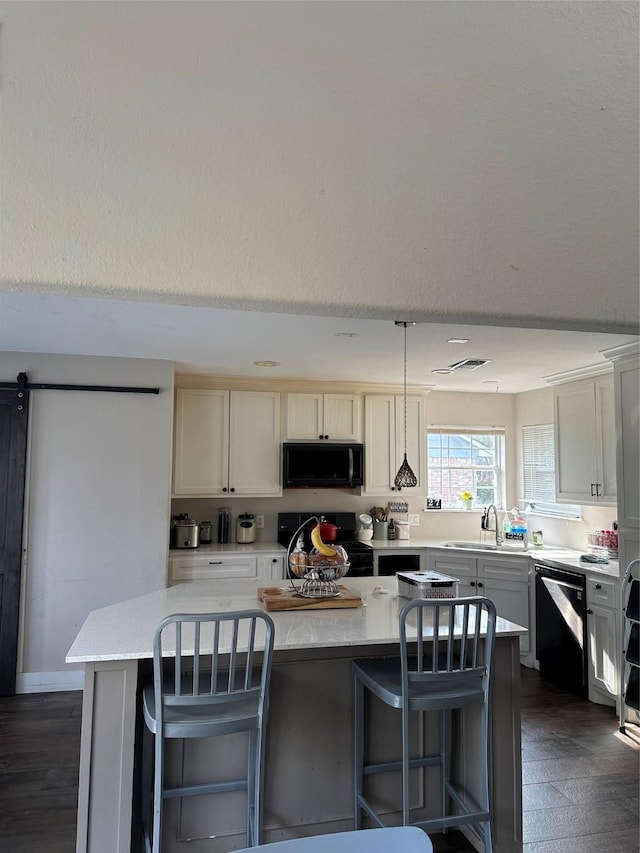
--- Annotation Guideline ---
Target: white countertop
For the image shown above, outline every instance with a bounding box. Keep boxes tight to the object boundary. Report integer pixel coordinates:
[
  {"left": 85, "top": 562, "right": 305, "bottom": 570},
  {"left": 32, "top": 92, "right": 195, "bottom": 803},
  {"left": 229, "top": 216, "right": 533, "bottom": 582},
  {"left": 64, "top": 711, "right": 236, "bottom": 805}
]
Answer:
[
  {"left": 169, "top": 541, "right": 285, "bottom": 557},
  {"left": 367, "top": 538, "right": 619, "bottom": 578},
  {"left": 66, "top": 576, "right": 526, "bottom": 664}
]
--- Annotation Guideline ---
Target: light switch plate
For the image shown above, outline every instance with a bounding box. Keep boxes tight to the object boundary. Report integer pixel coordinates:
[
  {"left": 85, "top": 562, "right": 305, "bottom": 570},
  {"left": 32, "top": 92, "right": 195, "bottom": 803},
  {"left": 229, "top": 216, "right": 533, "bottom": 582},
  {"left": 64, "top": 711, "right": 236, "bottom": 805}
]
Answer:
[
  {"left": 408, "top": 514, "right": 420, "bottom": 526},
  {"left": 256, "top": 515, "right": 264, "bottom": 529}
]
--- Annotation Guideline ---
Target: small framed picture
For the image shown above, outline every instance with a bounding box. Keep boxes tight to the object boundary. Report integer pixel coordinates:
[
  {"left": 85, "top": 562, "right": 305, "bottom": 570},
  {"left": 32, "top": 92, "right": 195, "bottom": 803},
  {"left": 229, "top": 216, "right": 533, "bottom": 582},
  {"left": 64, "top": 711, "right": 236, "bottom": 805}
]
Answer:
[{"left": 427, "top": 498, "right": 442, "bottom": 510}]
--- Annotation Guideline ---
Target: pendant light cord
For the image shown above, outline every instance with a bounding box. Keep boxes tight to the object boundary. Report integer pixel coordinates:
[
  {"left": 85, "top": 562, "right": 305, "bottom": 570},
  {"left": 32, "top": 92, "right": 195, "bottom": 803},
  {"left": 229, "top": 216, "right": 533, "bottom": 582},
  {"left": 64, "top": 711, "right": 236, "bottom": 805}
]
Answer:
[{"left": 402, "top": 321, "right": 408, "bottom": 458}]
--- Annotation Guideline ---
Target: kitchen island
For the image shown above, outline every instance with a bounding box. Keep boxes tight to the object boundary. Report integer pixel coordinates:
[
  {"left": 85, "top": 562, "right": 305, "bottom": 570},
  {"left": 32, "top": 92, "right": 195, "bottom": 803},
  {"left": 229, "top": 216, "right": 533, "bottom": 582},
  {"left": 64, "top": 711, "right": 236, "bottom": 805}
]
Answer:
[{"left": 67, "top": 576, "right": 526, "bottom": 853}]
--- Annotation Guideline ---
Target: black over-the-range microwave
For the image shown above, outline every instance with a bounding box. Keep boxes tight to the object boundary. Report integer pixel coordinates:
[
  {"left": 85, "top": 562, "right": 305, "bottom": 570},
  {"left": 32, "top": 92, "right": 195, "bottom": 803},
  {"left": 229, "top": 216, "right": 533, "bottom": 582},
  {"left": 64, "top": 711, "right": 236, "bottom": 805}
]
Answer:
[{"left": 282, "top": 442, "right": 365, "bottom": 488}]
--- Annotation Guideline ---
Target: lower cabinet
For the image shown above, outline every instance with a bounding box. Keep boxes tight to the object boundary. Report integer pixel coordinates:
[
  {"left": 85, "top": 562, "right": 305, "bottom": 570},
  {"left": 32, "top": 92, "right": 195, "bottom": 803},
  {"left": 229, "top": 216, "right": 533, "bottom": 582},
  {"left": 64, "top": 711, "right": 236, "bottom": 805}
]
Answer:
[
  {"left": 169, "top": 552, "right": 284, "bottom": 585},
  {"left": 426, "top": 550, "right": 532, "bottom": 663},
  {"left": 586, "top": 576, "right": 619, "bottom": 706}
]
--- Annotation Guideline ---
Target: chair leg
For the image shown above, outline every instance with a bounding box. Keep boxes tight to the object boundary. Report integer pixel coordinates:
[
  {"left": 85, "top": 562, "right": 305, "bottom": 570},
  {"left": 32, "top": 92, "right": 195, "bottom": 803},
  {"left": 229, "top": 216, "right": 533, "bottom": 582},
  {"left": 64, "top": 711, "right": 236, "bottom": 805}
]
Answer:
[
  {"left": 151, "top": 730, "right": 164, "bottom": 853},
  {"left": 353, "top": 673, "right": 364, "bottom": 829},
  {"left": 249, "top": 725, "right": 266, "bottom": 848},
  {"left": 401, "top": 705, "right": 410, "bottom": 826},
  {"left": 480, "top": 701, "right": 493, "bottom": 853},
  {"left": 442, "top": 709, "right": 452, "bottom": 830},
  {"left": 141, "top": 724, "right": 153, "bottom": 853}
]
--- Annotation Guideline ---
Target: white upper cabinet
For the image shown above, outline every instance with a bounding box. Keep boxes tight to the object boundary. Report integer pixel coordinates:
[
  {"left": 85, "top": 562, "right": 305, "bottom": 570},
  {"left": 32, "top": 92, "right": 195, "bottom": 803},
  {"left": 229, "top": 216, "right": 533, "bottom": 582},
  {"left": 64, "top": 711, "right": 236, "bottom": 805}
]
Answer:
[
  {"left": 554, "top": 375, "right": 616, "bottom": 505},
  {"left": 285, "top": 393, "right": 361, "bottom": 441},
  {"left": 363, "top": 394, "right": 425, "bottom": 494},
  {"left": 614, "top": 356, "right": 640, "bottom": 528},
  {"left": 173, "top": 389, "right": 281, "bottom": 497}
]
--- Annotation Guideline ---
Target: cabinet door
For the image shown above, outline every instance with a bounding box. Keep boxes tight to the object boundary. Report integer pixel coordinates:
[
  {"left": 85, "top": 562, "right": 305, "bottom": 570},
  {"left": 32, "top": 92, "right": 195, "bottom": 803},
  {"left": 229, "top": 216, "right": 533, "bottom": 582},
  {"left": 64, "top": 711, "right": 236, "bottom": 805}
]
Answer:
[
  {"left": 615, "top": 358, "right": 640, "bottom": 527},
  {"left": 555, "top": 376, "right": 616, "bottom": 505},
  {"left": 364, "top": 395, "right": 396, "bottom": 494},
  {"left": 323, "top": 394, "right": 361, "bottom": 440},
  {"left": 554, "top": 381, "right": 598, "bottom": 503},
  {"left": 595, "top": 376, "right": 616, "bottom": 503},
  {"left": 394, "top": 395, "right": 425, "bottom": 494},
  {"left": 481, "top": 579, "right": 530, "bottom": 654},
  {"left": 285, "top": 393, "right": 324, "bottom": 440},
  {"left": 258, "top": 554, "right": 285, "bottom": 581},
  {"left": 173, "top": 390, "right": 229, "bottom": 496},
  {"left": 229, "top": 391, "right": 281, "bottom": 496},
  {"left": 587, "top": 604, "right": 618, "bottom": 704},
  {"left": 364, "top": 394, "right": 425, "bottom": 494}
]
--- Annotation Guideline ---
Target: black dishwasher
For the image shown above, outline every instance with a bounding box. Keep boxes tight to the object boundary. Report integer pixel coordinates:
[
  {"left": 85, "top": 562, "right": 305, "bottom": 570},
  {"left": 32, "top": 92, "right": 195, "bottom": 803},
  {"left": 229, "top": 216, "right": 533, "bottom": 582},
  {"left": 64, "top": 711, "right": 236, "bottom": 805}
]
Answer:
[{"left": 535, "top": 564, "right": 588, "bottom": 698}]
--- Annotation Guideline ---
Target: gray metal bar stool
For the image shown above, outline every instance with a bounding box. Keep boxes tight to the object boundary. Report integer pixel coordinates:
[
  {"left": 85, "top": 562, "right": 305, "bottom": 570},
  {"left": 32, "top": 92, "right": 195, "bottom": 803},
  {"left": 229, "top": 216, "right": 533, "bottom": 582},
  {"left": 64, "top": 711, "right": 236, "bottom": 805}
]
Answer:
[
  {"left": 352, "top": 596, "right": 496, "bottom": 852},
  {"left": 142, "top": 610, "right": 275, "bottom": 853}
]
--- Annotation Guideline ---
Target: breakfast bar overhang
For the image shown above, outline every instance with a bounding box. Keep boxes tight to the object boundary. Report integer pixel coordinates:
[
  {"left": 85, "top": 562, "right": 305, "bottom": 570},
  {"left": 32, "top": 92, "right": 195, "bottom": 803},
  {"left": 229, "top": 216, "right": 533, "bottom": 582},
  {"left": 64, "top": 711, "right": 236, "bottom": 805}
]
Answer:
[{"left": 66, "top": 577, "right": 525, "bottom": 853}]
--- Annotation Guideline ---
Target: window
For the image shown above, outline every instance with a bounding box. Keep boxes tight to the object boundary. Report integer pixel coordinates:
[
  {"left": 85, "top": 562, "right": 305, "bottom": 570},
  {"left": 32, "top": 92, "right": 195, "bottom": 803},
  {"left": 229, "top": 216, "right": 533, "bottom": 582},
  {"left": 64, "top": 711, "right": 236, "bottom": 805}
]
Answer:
[
  {"left": 521, "top": 424, "right": 580, "bottom": 518},
  {"left": 427, "top": 428, "right": 505, "bottom": 509}
]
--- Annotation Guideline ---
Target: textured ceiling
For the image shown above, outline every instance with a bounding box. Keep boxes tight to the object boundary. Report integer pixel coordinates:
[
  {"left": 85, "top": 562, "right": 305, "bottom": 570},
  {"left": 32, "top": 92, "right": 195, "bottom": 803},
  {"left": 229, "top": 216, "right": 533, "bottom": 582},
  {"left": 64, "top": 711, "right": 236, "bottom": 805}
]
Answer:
[{"left": 1, "top": 1, "right": 638, "bottom": 337}]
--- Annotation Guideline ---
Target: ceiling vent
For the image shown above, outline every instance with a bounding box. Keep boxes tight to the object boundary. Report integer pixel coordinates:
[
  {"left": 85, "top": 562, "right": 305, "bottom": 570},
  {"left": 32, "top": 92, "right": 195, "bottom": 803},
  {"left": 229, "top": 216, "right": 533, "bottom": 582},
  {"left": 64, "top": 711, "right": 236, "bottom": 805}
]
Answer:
[{"left": 447, "top": 358, "right": 492, "bottom": 372}]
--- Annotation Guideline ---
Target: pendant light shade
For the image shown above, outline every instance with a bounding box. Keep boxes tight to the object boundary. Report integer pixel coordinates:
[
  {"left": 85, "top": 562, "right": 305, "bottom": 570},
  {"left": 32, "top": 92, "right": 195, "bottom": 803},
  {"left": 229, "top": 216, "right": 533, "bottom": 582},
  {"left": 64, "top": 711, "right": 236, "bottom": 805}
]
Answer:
[{"left": 394, "top": 321, "right": 417, "bottom": 490}]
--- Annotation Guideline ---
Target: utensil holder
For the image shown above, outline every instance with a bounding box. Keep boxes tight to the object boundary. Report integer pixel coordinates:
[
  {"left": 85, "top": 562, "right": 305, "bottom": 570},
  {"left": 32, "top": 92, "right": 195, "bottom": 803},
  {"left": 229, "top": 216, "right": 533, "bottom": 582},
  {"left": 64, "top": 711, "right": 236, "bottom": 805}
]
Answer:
[{"left": 373, "top": 521, "right": 388, "bottom": 540}]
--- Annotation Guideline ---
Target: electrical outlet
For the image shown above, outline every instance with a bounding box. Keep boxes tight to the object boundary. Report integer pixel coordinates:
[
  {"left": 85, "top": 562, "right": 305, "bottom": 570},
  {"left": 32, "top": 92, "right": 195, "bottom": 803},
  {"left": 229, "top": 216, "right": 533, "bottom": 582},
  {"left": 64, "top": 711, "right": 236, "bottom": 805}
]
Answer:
[
  {"left": 256, "top": 515, "right": 264, "bottom": 529},
  {"left": 408, "top": 514, "right": 420, "bottom": 526}
]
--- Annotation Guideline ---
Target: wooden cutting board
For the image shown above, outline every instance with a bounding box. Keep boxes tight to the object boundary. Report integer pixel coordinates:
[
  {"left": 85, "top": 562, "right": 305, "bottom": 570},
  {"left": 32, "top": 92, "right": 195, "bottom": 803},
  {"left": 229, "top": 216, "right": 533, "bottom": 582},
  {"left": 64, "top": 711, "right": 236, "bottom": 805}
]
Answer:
[{"left": 258, "top": 585, "right": 363, "bottom": 611}]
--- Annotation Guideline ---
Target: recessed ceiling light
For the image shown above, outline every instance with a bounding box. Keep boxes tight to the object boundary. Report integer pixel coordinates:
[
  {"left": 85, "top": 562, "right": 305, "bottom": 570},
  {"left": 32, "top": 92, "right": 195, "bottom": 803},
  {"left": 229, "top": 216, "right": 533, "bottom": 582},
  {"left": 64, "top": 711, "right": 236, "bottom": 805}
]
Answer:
[
  {"left": 334, "top": 332, "right": 358, "bottom": 338},
  {"left": 432, "top": 368, "right": 454, "bottom": 375},
  {"left": 482, "top": 380, "right": 499, "bottom": 385},
  {"left": 447, "top": 338, "right": 470, "bottom": 344},
  {"left": 253, "top": 360, "right": 280, "bottom": 368}
]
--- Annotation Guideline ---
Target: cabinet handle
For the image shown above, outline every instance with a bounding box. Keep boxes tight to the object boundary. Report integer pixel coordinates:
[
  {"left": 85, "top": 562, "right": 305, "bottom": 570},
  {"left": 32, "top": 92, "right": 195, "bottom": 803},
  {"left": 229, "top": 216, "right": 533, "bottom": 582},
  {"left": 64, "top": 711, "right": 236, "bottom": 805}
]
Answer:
[
  {"left": 318, "top": 435, "right": 323, "bottom": 439},
  {"left": 223, "top": 487, "right": 228, "bottom": 493},
  {"left": 470, "top": 581, "right": 476, "bottom": 587},
  {"left": 587, "top": 608, "right": 593, "bottom": 615},
  {"left": 324, "top": 434, "right": 329, "bottom": 439},
  {"left": 272, "top": 558, "right": 277, "bottom": 563},
  {"left": 477, "top": 581, "right": 483, "bottom": 588},
  {"left": 230, "top": 487, "right": 235, "bottom": 493},
  {"left": 596, "top": 483, "right": 601, "bottom": 497},
  {"left": 590, "top": 483, "right": 596, "bottom": 496},
  {"left": 595, "top": 583, "right": 602, "bottom": 590},
  {"left": 209, "top": 561, "right": 223, "bottom": 565}
]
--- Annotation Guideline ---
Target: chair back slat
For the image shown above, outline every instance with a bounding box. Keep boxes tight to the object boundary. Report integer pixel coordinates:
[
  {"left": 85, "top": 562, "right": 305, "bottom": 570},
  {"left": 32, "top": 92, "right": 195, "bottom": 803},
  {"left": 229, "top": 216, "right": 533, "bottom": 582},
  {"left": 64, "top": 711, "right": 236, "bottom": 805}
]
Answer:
[
  {"left": 152, "top": 610, "right": 275, "bottom": 724},
  {"left": 399, "top": 597, "right": 496, "bottom": 697}
]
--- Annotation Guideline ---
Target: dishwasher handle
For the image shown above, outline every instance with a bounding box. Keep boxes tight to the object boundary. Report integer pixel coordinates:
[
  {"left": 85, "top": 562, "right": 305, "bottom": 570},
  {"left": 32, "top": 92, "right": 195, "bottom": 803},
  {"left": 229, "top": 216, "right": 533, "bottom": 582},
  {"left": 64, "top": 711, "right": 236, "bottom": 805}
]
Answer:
[{"left": 538, "top": 575, "right": 584, "bottom": 594}]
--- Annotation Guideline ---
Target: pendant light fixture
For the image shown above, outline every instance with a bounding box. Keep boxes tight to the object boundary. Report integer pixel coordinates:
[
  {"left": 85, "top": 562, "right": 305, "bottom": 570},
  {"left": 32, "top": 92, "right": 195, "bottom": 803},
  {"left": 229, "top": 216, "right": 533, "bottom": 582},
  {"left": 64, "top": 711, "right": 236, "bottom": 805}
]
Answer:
[{"left": 394, "top": 321, "right": 417, "bottom": 490}]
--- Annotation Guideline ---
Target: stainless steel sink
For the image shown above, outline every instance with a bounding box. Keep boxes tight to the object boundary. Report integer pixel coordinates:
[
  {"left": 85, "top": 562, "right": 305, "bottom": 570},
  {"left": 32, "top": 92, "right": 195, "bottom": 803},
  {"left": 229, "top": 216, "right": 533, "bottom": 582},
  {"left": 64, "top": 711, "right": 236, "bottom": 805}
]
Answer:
[{"left": 442, "top": 540, "right": 528, "bottom": 552}]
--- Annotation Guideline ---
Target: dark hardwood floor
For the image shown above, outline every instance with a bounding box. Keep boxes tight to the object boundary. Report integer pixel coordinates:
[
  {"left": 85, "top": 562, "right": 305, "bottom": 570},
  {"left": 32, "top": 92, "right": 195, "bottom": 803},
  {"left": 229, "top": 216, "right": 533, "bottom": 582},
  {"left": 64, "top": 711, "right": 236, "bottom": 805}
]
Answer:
[{"left": 0, "top": 667, "right": 637, "bottom": 852}]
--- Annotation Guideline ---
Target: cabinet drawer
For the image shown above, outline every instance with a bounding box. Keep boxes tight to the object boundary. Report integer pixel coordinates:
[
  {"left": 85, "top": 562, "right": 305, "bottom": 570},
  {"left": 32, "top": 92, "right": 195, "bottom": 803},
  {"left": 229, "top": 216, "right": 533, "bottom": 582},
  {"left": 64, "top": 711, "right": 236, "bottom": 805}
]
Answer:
[
  {"left": 426, "top": 552, "right": 476, "bottom": 579},
  {"left": 477, "top": 556, "right": 530, "bottom": 583},
  {"left": 170, "top": 555, "right": 258, "bottom": 582},
  {"left": 587, "top": 577, "right": 617, "bottom": 609}
]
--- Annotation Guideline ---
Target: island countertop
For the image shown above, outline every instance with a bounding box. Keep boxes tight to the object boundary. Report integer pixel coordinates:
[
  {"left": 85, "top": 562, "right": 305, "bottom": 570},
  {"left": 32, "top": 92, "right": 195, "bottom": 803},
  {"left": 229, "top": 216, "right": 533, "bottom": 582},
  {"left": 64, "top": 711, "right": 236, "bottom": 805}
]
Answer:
[{"left": 66, "top": 575, "right": 526, "bottom": 664}]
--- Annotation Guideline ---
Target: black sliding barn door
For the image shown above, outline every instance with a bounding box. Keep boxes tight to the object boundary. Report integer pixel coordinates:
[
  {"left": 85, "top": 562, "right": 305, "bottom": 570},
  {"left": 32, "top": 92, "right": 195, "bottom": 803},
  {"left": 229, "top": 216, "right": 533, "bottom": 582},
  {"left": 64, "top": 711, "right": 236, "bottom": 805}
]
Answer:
[{"left": 0, "top": 388, "right": 29, "bottom": 696}]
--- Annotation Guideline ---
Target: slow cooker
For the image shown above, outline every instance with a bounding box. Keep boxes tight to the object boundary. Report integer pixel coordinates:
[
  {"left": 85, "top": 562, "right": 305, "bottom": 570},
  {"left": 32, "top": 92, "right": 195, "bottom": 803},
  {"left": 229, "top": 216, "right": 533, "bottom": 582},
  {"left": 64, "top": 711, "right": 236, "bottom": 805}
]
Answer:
[{"left": 171, "top": 515, "right": 200, "bottom": 549}]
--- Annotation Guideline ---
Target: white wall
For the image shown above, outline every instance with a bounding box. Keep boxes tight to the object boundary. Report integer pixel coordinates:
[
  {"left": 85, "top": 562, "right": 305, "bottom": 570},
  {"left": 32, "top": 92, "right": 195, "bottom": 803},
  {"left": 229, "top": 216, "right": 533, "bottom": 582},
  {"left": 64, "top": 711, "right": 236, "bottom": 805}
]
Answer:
[{"left": 0, "top": 353, "right": 174, "bottom": 692}]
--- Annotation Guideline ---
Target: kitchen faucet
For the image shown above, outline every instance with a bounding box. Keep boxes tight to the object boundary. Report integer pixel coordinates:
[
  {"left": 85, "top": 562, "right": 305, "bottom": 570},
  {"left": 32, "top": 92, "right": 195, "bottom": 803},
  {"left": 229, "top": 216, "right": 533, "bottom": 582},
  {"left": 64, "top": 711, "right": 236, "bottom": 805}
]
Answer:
[{"left": 482, "top": 504, "right": 502, "bottom": 546}]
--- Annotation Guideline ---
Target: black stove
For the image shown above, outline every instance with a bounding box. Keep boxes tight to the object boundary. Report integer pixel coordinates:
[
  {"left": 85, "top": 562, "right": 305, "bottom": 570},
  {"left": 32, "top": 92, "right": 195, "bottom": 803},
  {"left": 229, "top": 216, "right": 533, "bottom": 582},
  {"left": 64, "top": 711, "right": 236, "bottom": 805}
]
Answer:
[{"left": 277, "top": 512, "right": 374, "bottom": 576}]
